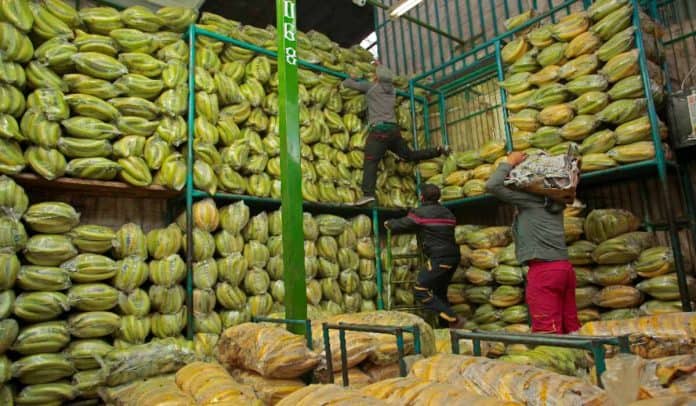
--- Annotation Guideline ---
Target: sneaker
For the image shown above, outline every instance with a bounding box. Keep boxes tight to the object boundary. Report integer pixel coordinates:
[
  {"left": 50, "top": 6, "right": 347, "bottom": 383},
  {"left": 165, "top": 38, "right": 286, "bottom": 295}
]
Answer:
[
  {"left": 439, "top": 145, "right": 452, "bottom": 156},
  {"left": 353, "top": 196, "right": 376, "bottom": 206}
]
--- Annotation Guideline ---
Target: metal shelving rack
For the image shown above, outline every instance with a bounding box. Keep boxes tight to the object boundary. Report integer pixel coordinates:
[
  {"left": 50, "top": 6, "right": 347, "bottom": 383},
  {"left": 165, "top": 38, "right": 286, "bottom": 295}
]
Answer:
[
  {"left": 181, "top": 5, "right": 435, "bottom": 337},
  {"left": 406, "top": 0, "right": 694, "bottom": 311}
]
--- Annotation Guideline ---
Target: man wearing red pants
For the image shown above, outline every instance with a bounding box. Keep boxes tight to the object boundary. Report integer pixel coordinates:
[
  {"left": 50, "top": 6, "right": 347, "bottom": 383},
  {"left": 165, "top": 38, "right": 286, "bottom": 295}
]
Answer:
[{"left": 486, "top": 152, "right": 580, "bottom": 334}]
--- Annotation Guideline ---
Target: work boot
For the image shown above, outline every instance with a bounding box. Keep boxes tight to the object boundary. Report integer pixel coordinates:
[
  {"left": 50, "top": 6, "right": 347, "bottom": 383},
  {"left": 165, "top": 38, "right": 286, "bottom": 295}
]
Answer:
[
  {"left": 438, "top": 145, "right": 452, "bottom": 156},
  {"left": 353, "top": 195, "right": 376, "bottom": 206}
]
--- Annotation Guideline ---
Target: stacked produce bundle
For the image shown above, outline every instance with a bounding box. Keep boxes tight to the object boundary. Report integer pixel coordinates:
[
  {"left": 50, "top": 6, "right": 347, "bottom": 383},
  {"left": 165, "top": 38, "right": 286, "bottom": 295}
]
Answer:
[
  {"left": 0, "top": 1, "right": 197, "bottom": 189},
  {"left": 567, "top": 207, "right": 694, "bottom": 323},
  {"left": 190, "top": 11, "right": 421, "bottom": 207},
  {"left": 500, "top": 3, "right": 669, "bottom": 173},
  {"left": 181, "top": 199, "right": 379, "bottom": 337},
  {"left": 416, "top": 140, "right": 507, "bottom": 201},
  {"left": 411, "top": 353, "right": 610, "bottom": 405}
]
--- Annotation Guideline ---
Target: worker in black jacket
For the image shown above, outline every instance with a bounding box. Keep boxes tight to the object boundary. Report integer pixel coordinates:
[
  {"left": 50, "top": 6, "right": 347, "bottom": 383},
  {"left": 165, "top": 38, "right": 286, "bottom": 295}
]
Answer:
[{"left": 385, "top": 184, "right": 463, "bottom": 327}]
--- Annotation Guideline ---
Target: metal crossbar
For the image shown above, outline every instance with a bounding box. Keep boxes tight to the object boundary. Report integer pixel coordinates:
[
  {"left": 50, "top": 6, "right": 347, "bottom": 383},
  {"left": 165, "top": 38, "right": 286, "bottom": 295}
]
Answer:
[
  {"left": 449, "top": 330, "right": 631, "bottom": 387},
  {"left": 251, "top": 316, "right": 313, "bottom": 350},
  {"left": 322, "top": 322, "right": 422, "bottom": 386}
]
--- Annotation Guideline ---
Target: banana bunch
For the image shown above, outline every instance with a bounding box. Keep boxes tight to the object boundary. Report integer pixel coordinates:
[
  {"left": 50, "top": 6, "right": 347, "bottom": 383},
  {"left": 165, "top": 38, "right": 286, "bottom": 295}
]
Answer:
[
  {"left": 0, "top": 175, "right": 28, "bottom": 219},
  {"left": 150, "top": 306, "right": 187, "bottom": 338},
  {"left": 117, "top": 314, "right": 151, "bottom": 344},
  {"left": 11, "top": 353, "right": 75, "bottom": 384},
  {"left": 110, "top": 27, "right": 156, "bottom": 54},
  {"left": 65, "top": 339, "right": 113, "bottom": 370},
  {"left": 24, "top": 234, "right": 77, "bottom": 266},
  {"left": 61, "top": 253, "right": 117, "bottom": 283},
  {"left": 68, "top": 311, "right": 120, "bottom": 338},
  {"left": 66, "top": 157, "right": 120, "bottom": 180},
  {"left": 113, "top": 222, "right": 147, "bottom": 259},
  {"left": 113, "top": 256, "right": 149, "bottom": 292},
  {"left": 21, "top": 110, "right": 60, "bottom": 148},
  {"left": 79, "top": 6, "right": 124, "bottom": 35},
  {"left": 23, "top": 201, "right": 79, "bottom": 233},
  {"left": 24, "top": 146, "right": 66, "bottom": 180},
  {"left": 144, "top": 136, "right": 172, "bottom": 170},
  {"left": 16, "top": 266, "right": 71, "bottom": 291},
  {"left": 68, "top": 283, "right": 120, "bottom": 311},
  {"left": 74, "top": 28, "right": 117, "bottom": 56},
  {"left": 67, "top": 224, "right": 115, "bottom": 254},
  {"left": 11, "top": 321, "right": 71, "bottom": 355},
  {"left": 13, "top": 291, "right": 69, "bottom": 322},
  {"left": 63, "top": 73, "right": 122, "bottom": 99},
  {"left": 43, "top": 0, "right": 80, "bottom": 28},
  {"left": 0, "top": 318, "right": 18, "bottom": 354},
  {"left": 72, "top": 370, "right": 105, "bottom": 398},
  {"left": 62, "top": 116, "right": 121, "bottom": 140},
  {"left": 193, "top": 289, "right": 216, "bottom": 313},
  {"left": 27, "top": 88, "right": 69, "bottom": 122},
  {"left": 0, "top": 0, "right": 33, "bottom": 32},
  {"left": 0, "top": 60, "right": 26, "bottom": 88},
  {"left": 193, "top": 311, "right": 222, "bottom": 334},
  {"left": 29, "top": 2, "right": 74, "bottom": 40},
  {"left": 157, "top": 6, "right": 198, "bottom": 33},
  {"left": 156, "top": 115, "right": 187, "bottom": 147},
  {"left": 0, "top": 84, "right": 26, "bottom": 118},
  {"left": 0, "top": 138, "right": 25, "bottom": 174},
  {"left": 110, "top": 96, "right": 160, "bottom": 120},
  {"left": 119, "top": 52, "right": 166, "bottom": 77},
  {"left": 113, "top": 135, "right": 146, "bottom": 158},
  {"left": 149, "top": 254, "right": 186, "bottom": 287},
  {"left": 215, "top": 282, "right": 246, "bottom": 310},
  {"left": 65, "top": 93, "right": 120, "bottom": 121},
  {"left": 0, "top": 22, "right": 33, "bottom": 63},
  {"left": 59, "top": 137, "right": 113, "bottom": 159},
  {"left": 116, "top": 116, "right": 159, "bottom": 138},
  {"left": 121, "top": 5, "right": 164, "bottom": 33},
  {"left": 156, "top": 85, "right": 187, "bottom": 115},
  {"left": 149, "top": 284, "right": 185, "bottom": 313},
  {"left": 115, "top": 74, "right": 164, "bottom": 100},
  {"left": 73, "top": 52, "right": 128, "bottom": 81},
  {"left": 162, "top": 60, "right": 188, "bottom": 89},
  {"left": 0, "top": 290, "right": 14, "bottom": 319},
  {"left": 146, "top": 224, "right": 182, "bottom": 259},
  {"left": 118, "top": 156, "right": 153, "bottom": 186},
  {"left": 118, "top": 289, "right": 151, "bottom": 317},
  {"left": 155, "top": 152, "right": 186, "bottom": 190}
]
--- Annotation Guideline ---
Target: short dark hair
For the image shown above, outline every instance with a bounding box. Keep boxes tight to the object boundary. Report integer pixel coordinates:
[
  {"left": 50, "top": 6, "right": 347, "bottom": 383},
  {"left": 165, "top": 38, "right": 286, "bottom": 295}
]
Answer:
[{"left": 420, "top": 183, "right": 441, "bottom": 202}]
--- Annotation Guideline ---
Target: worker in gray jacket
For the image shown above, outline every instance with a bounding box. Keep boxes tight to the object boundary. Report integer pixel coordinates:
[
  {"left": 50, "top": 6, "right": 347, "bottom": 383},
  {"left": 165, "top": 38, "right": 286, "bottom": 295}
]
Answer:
[
  {"left": 342, "top": 63, "right": 449, "bottom": 206},
  {"left": 486, "top": 152, "right": 580, "bottom": 334}
]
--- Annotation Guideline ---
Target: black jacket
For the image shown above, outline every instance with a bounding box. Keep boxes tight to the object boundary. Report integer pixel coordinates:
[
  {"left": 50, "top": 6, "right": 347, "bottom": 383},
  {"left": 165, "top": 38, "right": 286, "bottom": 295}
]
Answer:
[{"left": 387, "top": 202, "right": 460, "bottom": 260}]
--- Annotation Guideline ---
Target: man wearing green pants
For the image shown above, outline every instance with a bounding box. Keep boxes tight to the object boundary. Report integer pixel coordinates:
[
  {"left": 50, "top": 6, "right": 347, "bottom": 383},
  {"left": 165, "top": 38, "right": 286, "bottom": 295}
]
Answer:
[{"left": 342, "top": 64, "right": 448, "bottom": 206}]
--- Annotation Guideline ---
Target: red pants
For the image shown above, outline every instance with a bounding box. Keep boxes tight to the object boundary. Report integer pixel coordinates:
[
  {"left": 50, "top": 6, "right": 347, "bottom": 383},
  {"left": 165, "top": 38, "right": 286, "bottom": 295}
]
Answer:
[{"left": 526, "top": 260, "right": 581, "bottom": 334}]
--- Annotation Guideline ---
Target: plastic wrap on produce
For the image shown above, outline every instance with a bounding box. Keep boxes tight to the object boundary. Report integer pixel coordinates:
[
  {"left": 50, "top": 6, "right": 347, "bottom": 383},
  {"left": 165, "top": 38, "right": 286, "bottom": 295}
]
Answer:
[
  {"left": 503, "top": 146, "right": 580, "bottom": 202},
  {"left": 230, "top": 368, "right": 306, "bottom": 405},
  {"left": 362, "top": 376, "right": 521, "bottom": 406},
  {"left": 99, "top": 374, "right": 194, "bottom": 405},
  {"left": 175, "top": 361, "right": 261, "bottom": 404},
  {"left": 579, "top": 313, "right": 696, "bottom": 359},
  {"left": 97, "top": 337, "right": 196, "bottom": 387},
  {"left": 216, "top": 322, "right": 320, "bottom": 379},
  {"left": 409, "top": 354, "right": 610, "bottom": 405},
  {"left": 276, "top": 384, "right": 383, "bottom": 406}
]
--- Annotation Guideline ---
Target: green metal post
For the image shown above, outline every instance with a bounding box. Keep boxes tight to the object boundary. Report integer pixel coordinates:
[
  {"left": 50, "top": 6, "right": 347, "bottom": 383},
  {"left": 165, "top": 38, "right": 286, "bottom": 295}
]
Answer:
[
  {"left": 185, "top": 24, "right": 196, "bottom": 340},
  {"left": 277, "top": 0, "right": 307, "bottom": 332},
  {"left": 396, "top": 328, "right": 407, "bottom": 376},
  {"left": 438, "top": 92, "right": 449, "bottom": 146},
  {"left": 373, "top": 208, "right": 385, "bottom": 310},
  {"left": 495, "top": 39, "right": 513, "bottom": 152},
  {"left": 632, "top": 0, "right": 691, "bottom": 311}
]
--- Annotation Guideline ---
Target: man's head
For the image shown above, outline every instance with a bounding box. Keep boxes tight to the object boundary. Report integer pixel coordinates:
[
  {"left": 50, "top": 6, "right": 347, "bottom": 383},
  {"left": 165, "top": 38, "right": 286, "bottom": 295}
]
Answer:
[
  {"left": 420, "top": 183, "right": 441, "bottom": 203},
  {"left": 376, "top": 65, "right": 394, "bottom": 83}
]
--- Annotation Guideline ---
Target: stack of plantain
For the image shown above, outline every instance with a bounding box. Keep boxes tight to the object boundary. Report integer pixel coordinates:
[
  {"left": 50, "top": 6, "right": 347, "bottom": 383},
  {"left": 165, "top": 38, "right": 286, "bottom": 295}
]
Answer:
[
  {"left": 178, "top": 199, "right": 378, "bottom": 334},
  {"left": 189, "top": 11, "right": 422, "bottom": 207},
  {"left": 0, "top": 0, "right": 198, "bottom": 191},
  {"left": 500, "top": 4, "right": 668, "bottom": 173},
  {"left": 413, "top": 139, "right": 507, "bottom": 201}
]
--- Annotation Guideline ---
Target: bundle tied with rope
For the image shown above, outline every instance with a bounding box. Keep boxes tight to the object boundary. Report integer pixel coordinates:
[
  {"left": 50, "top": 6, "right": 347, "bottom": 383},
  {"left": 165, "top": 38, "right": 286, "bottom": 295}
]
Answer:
[{"left": 504, "top": 144, "right": 581, "bottom": 204}]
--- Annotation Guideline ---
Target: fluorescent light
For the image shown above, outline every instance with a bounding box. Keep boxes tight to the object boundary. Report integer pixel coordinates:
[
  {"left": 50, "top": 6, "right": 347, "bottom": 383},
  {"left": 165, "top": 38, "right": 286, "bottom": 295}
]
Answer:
[{"left": 389, "top": 0, "right": 425, "bottom": 18}]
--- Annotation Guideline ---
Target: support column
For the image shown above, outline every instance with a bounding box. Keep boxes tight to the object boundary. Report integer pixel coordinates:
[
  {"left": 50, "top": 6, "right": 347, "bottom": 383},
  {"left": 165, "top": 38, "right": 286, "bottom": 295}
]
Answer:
[{"left": 277, "top": 0, "right": 307, "bottom": 332}]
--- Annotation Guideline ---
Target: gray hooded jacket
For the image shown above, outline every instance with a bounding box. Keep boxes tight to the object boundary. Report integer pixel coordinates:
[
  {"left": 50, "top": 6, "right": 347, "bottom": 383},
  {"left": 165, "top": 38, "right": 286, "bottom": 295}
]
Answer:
[{"left": 342, "top": 66, "right": 396, "bottom": 126}]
